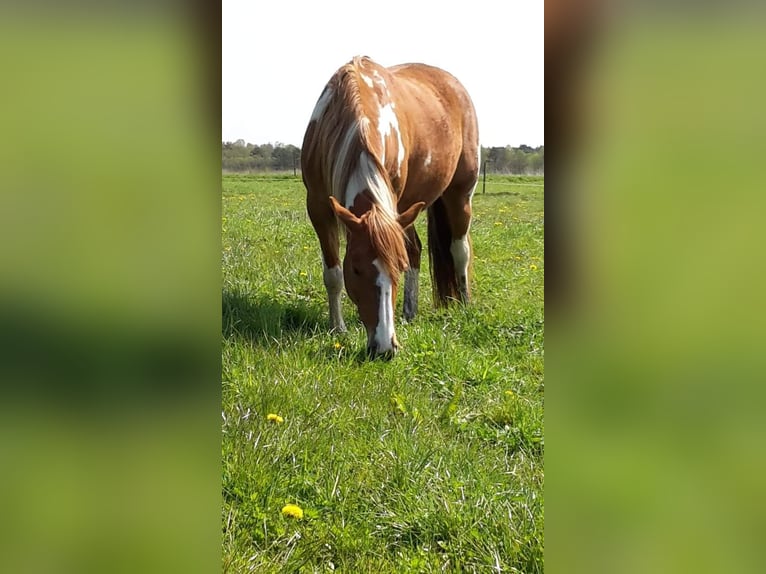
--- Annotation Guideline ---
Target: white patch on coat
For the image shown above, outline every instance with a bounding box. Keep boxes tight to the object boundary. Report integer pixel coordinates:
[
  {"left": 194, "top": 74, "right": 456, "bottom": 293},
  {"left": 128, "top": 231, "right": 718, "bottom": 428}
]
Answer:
[
  {"left": 361, "top": 74, "right": 374, "bottom": 88},
  {"left": 372, "top": 69, "right": 385, "bottom": 87},
  {"left": 377, "top": 102, "right": 405, "bottom": 176},
  {"left": 424, "top": 151, "right": 432, "bottom": 167},
  {"left": 470, "top": 144, "right": 481, "bottom": 198},
  {"left": 372, "top": 258, "right": 395, "bottom": 352}
]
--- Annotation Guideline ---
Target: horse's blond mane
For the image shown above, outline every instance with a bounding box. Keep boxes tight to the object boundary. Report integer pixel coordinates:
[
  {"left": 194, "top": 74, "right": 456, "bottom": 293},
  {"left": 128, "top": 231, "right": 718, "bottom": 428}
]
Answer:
[
  {"left": 366, "top": 202, "right": 409, "bottom": 286},
  {"left": 305, "top": 56, "right": 407, "bottom": 283},
  {"left": 305, "top": 56, "right": 392, "bottom": 205}
]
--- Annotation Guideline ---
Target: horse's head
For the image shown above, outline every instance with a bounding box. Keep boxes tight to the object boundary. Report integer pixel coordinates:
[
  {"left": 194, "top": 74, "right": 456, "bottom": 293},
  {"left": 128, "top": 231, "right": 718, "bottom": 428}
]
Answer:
[{"left": 329, "top": 196, "right": 425, "bottom": 359}]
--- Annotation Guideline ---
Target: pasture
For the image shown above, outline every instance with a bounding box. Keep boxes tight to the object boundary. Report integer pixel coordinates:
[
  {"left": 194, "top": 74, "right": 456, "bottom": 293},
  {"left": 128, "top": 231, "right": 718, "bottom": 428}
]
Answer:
[{"left": 222, "top": 174, "right": 544, "bottom": 572}]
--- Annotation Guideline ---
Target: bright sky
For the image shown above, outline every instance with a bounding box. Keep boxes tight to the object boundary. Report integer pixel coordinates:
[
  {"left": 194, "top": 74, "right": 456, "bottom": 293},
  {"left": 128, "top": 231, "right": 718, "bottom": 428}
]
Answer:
[{"left": 222, "top": 0, "right": 543, "bottom": 148}]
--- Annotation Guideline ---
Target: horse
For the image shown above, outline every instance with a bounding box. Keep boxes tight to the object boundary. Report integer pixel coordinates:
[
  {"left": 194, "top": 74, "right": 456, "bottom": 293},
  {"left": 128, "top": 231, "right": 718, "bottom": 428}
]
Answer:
[{"left": 301, "top": 56, "right": 479, "bottom": 358}]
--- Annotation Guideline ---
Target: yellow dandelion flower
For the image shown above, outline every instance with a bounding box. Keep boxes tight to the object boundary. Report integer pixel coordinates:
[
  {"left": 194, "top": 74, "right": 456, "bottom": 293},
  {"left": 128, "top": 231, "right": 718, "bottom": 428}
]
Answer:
[
  {"left": 300, "top": 271, "right": 308, "bottom": 277},
  {"left": 266, "top": 413, "right": 284, "bottom": 424},
  {"left": 494, "top": 221, "right": 503, "bottom": 226},
  {"left": 281, "top": 504, "right": 304, "bottom": 519},
  {"left": 530, "top": 264, "right": 538, "bottom": 271},
  {"left": 505, "top": 390, "right": 515, "bottom": 397},
  {"left": 334, "top": 342, "right": 342, "bottom": 350}
]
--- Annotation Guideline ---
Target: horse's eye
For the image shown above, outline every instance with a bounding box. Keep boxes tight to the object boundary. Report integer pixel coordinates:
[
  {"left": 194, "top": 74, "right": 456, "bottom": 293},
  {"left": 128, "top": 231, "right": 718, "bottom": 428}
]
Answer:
[{"left": 352, "top": 266, "right": 360, "bottom": 276}]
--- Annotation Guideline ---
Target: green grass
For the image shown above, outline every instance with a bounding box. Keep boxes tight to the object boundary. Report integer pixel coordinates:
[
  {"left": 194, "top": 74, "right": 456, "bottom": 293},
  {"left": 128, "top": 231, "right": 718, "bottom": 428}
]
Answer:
[{"left": 222, "top": 174, "right": 544, "bottom": 572}]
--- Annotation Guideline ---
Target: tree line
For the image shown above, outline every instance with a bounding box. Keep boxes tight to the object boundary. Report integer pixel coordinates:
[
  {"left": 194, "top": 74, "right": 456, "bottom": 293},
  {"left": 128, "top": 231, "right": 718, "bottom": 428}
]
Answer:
[{"left": 222, "top": 140, "right": 543, "bottom": 175}]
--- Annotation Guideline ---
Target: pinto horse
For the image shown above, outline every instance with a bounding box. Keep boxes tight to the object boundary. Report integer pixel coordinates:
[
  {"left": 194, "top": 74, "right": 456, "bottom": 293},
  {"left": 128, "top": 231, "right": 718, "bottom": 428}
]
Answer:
[{"left": 302, "top": 56, "right": 479, "bottom": 358}]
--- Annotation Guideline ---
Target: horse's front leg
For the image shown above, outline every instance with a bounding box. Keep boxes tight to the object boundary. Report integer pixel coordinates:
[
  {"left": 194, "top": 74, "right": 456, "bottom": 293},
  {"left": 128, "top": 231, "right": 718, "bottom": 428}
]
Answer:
[
  {"left": 403, "top": 226, "right": 422, "bottom": 321},
  {"left": 308, "top": 197, "right": 347, "bottom": 332}
]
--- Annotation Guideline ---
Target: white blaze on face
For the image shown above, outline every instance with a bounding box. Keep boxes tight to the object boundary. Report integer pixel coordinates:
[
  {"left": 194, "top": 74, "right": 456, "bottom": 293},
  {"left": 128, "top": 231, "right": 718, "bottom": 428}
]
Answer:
[
  {"left": 310, "top": 86, "right": 333, "bottom": 122},
  {"left": 372, "top": 258, "right": 395, "bottom": 352},
  {"left": 424, "top": 150, "right": 432, "bottom": 167}
]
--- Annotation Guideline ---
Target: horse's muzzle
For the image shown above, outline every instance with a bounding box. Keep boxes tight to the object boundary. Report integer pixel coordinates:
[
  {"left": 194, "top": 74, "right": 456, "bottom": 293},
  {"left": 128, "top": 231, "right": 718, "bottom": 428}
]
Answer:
[
  {"left": 366, "top": 337, "right": 398, "bottom": 360},
  {"left": 367, "top": 345, "right": 396, "bottom": 361}
]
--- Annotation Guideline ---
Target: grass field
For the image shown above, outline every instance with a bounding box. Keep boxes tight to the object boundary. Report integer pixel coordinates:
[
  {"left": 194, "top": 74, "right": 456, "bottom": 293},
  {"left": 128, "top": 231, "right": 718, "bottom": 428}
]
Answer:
[{"left": 222, "top": 174, "right": 544, "bottom": 572}]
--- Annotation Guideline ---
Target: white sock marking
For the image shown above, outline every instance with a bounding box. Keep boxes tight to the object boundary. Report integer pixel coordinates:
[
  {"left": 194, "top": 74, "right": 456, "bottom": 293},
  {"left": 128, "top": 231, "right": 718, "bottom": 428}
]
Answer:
[
  {"left": 403, "top": 268, "right": 419, "bottom": 319},
  {"left": 323, "top": 264, "right": 345, "bottom": 330},
  {"left": 450, "top": 235, "right": 470, "bottom": 290}
]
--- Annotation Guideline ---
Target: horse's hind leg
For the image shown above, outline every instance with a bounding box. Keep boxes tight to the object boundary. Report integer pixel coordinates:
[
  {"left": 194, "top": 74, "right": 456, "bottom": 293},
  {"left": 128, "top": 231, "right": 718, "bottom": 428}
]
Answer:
[
  {"left": 403, "top": 226, "right": 422, "bottom": 321},
  {"left": 307, "top": 195, "right": 346, "bottom": 332},
  {"left": 441, "top": 185, "right": 475, "bottom": 303}
]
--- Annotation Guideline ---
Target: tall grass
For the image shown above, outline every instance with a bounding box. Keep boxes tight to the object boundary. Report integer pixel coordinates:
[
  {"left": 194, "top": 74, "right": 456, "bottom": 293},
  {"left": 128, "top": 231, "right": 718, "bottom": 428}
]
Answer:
[{"left": 222, "top": 174, "right": 543, "bottom": 572}]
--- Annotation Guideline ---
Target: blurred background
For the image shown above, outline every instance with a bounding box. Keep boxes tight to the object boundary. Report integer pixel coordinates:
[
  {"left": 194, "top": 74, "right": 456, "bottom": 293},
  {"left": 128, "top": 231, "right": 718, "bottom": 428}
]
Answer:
[
  {"left": 547, "top": 1, "right": 766, "bottom": 572},
  {"left": 0, "top": 2, "right": 220, "bottom": 572}
]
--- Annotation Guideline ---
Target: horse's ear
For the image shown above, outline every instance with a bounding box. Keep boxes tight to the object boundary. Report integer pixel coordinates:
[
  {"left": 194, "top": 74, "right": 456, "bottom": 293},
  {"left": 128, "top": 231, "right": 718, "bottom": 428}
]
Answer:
[
  {"left": 329, "top": 196, "right": 363, "bottom": 232},
  {"left": 397, "top": 202, "right": 426, "bottom": 230}
]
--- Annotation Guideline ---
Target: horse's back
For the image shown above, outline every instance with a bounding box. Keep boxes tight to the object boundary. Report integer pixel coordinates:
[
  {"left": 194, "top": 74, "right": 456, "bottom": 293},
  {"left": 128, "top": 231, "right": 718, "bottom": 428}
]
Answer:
[
  {"left": 389, "top": 63, "right": 477, "bottom": 140},
  {"left": 302, "top": 57, "right": 479, "bottom": 210},
  {"left": 388, "top": 63, "right": 480, "bottom": 203}
]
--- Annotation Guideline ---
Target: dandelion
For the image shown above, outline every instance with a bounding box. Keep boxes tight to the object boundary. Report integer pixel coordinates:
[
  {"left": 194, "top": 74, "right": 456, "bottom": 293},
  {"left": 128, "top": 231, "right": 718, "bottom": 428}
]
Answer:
[
  {"left": 266, "top": 413, "right": 284, "bottom": 424},
  {"left": 530, "top": 264, "right": 538, "bottom": 271},
  {"left": 281, "top": 504, "right": 304, "bottom": 519},
  {"left": 494, "top": 222, "right": 503, "bottom": 226},
  {"left": 333, "top": 342, "right": 342, "bottom": 350},
  {"left": 300, "top": 271, "right": 308, "bottom": 277},
  {"left": 505, "top": 390, "right": 515, "bottom": 397}
]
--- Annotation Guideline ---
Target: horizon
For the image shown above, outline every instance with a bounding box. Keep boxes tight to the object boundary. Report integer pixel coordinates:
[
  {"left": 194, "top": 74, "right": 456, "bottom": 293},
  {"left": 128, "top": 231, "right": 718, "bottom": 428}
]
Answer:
[
  {"left": 222, "top": 140, "right": 544, "bottom": 149},
  {"left": 223, "top": 0, "right": 543, "bottom": 148}
]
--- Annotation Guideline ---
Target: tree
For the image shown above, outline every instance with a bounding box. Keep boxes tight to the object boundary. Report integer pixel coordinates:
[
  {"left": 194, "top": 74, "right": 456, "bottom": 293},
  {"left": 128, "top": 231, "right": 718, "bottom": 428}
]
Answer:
[{"left": 508, "top": 148, "right": 528, "bottom": 174}]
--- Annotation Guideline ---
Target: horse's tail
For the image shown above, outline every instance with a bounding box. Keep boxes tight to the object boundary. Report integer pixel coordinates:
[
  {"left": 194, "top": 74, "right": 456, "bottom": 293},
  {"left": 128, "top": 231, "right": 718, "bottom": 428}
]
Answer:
[{"left": 427, "top": 197, "right": 460, "bottom": 306}]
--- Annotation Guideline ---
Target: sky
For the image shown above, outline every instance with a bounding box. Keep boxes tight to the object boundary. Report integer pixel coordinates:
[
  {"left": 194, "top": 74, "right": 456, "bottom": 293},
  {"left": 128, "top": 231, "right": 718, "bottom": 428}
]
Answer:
[{"left": 222, "top": 0, "right": 543, "bottom": 148}]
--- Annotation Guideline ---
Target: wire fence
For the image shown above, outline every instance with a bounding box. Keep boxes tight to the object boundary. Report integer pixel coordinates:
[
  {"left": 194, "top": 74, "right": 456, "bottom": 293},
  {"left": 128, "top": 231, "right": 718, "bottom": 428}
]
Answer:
[{"left": 221, "top": 170, "right": 544, "bottom": 195}]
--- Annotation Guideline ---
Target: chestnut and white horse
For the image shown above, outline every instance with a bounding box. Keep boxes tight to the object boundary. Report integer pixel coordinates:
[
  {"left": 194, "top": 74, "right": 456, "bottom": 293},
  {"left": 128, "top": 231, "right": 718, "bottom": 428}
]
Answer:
[{"left": 302, "top": 56, "right": 479, "bottom": 358}]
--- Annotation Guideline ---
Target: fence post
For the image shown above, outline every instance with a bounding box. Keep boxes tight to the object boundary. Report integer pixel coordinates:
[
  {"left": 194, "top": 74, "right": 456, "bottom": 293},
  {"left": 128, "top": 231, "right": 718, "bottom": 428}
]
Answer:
[{"left": 482, "top": 159, "right": 488, "bottom": 194}]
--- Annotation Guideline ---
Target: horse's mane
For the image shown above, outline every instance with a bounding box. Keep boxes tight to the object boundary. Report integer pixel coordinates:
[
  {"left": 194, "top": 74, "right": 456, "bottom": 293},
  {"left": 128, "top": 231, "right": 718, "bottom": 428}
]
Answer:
[
  {"left": 305, "top": 57, "right": 392, "bottom": 205},
  {"left": 366, "top": 202, "right": 409, "bottom": 285},
  {"left": 307, "top": 56, "right": 408, "bottom": 284}
]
